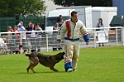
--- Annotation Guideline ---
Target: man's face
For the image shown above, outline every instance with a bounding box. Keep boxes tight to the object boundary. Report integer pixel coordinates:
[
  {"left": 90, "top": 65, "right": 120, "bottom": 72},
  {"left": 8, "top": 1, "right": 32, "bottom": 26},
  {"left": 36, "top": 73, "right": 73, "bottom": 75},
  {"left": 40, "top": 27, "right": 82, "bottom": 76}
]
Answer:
[{"left": 72, "top": 14, "right": 78, "bottom": 22}]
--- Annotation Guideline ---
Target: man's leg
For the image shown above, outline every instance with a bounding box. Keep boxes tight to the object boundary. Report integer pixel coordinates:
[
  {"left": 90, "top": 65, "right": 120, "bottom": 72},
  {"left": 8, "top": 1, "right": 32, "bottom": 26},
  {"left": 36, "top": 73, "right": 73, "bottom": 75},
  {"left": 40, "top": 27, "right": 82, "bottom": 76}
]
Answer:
[
  {"left": 72, "top": 42, "right": 80, "bottom": 70},
  {"left": 64, "top": 41, "right": 73, "bottom": 72}
]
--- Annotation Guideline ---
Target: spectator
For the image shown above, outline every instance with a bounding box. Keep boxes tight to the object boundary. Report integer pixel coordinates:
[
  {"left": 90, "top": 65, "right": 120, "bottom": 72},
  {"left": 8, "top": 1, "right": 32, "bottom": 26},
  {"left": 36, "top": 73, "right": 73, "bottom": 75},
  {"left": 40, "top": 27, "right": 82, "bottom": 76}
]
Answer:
[
  {"left": 30, "top": 23, "right": 36, "bottom": 37},
  {"left": 96, "top": 18, "right": 104, "bottom": 31},
  {"left": 35, "top": 23, "right": 42, "bottom": 31},
  {"left": 0, "top": 37, "right": 8, "bottom": 54},
  {"left": 17, "top": 23, "right": 26, "bottom": 39},
  {"left": 17, "top": 23, "right": 27, "bottom": 52},
  {"left": 26, "top": 22, "right": 32, "bottom": 38},
  {"left": 35, "top": 23, "right": 43, "bottom": 52},
  {"left": 26, "top": 21, "right": 32, "bottom": 31},
  {"left": 13, "top": 25, "right": 20, "bottom": 42},
  {"left": 19, "top": 21, "right": 25, "bottom": 28},
  {"left": 96, "top": 18, "right": 104, "bottom": 47},
  {"left": 54, "top": 15, "right": 64, "bottom": 30},
  {"left": 7, "top": 26, "right": 13, "bottom": 42},
  {"left": 56, "top": 15, "right": 64, "bottom": 27},
  {"left": 29, "top": 23, "right": 37, "bottom": 51}
]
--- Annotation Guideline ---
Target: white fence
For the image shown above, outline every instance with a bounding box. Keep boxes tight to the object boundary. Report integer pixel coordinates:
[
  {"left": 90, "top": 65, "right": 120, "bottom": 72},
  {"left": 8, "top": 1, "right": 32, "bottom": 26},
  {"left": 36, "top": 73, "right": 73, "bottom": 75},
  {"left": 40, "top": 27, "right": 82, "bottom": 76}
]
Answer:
[{"left": 0, "top": 27, "right": 124, "bottom": 54}]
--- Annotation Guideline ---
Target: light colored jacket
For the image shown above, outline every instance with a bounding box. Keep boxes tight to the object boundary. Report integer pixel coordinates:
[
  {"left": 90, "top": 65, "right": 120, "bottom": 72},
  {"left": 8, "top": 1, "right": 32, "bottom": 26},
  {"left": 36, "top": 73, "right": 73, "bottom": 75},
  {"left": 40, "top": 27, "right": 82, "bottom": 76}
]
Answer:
[{"left": 57, "top": 19, "right": 88, "bottom": 40}]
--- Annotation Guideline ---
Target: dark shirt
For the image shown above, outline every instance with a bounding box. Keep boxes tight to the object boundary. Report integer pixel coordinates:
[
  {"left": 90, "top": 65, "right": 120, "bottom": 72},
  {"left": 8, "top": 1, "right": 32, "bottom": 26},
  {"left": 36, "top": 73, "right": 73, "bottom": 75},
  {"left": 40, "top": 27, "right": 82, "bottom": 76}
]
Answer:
[
  {"left": 57, "top": 17, "right": 63, "bottom": 22},
  {"left": 56, "top": 17, "right": 63, "bottom": 27}
]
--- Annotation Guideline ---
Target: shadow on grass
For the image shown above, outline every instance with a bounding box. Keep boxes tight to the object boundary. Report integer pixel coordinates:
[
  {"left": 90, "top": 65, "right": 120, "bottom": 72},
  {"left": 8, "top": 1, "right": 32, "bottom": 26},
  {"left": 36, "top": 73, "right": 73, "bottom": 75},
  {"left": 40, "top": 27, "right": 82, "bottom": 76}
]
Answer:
[{"left": 18, "top": 70, "right": 66, "bottom": 75}]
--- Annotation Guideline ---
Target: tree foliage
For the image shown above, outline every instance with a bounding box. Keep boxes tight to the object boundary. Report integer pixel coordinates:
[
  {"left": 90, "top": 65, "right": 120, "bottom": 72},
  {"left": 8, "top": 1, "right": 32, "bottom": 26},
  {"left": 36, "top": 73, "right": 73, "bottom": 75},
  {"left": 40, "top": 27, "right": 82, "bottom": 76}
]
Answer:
[
  {"left": 52, "top": 0, "right": 112, "bottom": 6},
  {"left": 0, "top": 0, "right": 46, "bottom": 17}
]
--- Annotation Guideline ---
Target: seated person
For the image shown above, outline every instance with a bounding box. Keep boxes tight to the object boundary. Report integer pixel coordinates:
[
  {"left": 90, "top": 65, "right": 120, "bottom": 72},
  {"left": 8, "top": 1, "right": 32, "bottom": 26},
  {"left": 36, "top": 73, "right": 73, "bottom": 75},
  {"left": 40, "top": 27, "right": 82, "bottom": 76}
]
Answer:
[
  {"left": 0, "top": 38, "right": 8, "bottom": 54},
  {"left": 55, "top": 15, "right": 64, "bottom": 28}
]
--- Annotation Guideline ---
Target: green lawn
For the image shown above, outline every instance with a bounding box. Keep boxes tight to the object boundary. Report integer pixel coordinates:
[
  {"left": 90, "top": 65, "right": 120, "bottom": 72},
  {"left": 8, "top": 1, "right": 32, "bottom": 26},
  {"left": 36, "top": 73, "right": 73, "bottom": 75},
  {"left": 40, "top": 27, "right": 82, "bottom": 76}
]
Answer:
[{"left": 0, "top": 46, "right": 124, "bottom": 82}]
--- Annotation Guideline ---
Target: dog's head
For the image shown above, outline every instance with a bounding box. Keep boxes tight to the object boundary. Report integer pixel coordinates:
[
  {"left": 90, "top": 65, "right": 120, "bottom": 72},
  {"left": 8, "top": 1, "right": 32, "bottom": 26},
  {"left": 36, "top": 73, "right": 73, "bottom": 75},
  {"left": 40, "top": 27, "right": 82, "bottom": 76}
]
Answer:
[
  {"left": 25, "top": 51, "right": 38, "bottom": 57},
  {"left": 54, "top": 52, "right": 66, "bottom": 62}
]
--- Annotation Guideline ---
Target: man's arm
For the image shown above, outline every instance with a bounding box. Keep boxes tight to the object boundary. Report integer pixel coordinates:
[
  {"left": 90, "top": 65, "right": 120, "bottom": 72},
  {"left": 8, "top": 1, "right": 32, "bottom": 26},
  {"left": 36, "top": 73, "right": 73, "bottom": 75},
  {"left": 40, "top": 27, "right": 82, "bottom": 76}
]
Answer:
[{"left": 80, "top": 22, "right": 89, "bottom": 45}]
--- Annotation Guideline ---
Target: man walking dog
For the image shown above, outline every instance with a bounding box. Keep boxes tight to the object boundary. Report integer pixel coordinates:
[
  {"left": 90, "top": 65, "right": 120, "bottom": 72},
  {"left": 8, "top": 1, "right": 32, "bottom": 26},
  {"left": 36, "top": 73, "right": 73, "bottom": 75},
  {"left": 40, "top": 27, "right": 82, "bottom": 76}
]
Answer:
[{"left": 57, "top": 11, "right": 89, "bottom": 72}]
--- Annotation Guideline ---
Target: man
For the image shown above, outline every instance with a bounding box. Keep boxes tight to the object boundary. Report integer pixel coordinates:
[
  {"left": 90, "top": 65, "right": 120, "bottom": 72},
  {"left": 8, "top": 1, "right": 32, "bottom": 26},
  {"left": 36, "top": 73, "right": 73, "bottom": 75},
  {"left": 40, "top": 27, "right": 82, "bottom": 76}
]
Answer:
[
  {"left": 17, "top": 23, "right": 26, "bottom": 39},
  {"left": 17, "top": 23, "right": 27, "bottom": 52},
  {"left": 57, "top": 11, "right": 89, "bottom": 72}
]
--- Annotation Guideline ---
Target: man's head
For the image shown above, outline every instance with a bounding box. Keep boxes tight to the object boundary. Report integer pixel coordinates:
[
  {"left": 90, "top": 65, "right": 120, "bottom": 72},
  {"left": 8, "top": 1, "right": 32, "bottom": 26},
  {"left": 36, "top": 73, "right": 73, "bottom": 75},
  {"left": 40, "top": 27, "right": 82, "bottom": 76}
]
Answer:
[
  {"left": 8, "top": 26, "right": 13, "bottom": 31},
  {"left": 71, "top": 11, "right": 78, "bottom": 23},
  {"left": 17, "top": 23, "right": 22, "bottom": 28},
  {"left": 59, "top": 15, "right": 62, "bottom": 18}
]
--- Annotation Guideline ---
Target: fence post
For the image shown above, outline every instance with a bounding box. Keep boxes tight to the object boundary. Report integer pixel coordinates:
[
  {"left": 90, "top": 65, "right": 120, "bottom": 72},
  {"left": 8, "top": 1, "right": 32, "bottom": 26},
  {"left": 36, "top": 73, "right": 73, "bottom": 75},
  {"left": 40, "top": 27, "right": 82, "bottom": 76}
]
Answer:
[
  {"left": 115, "top": 27, "right": 118, "bottom": 45},
  {"left": 121, "top": 27, "right": 124, "bottom": 46},
  {"left": 20, "top": 32, "right": 22, "bottom": 45},
  {"left": 94, "top": 29, "right": 96, "bottom": 48},
  {"left": 46, "top": 34, "right": 48, "bottom": 52}
]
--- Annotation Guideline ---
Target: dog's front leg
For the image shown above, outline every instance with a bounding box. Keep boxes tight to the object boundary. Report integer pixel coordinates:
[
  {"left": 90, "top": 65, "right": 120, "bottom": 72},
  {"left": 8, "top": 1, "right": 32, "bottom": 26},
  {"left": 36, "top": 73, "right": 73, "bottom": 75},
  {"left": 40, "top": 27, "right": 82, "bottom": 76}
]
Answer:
[{"left": 50, "top": 67, "right": 59, "bottom": 72}]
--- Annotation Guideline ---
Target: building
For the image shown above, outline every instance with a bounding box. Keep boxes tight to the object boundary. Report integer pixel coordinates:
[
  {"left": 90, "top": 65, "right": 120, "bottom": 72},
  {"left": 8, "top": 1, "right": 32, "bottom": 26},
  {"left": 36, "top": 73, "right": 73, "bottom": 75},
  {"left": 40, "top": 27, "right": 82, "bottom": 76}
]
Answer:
[{"left": 113, "top": 0, "right": 124, "bottom": 15}]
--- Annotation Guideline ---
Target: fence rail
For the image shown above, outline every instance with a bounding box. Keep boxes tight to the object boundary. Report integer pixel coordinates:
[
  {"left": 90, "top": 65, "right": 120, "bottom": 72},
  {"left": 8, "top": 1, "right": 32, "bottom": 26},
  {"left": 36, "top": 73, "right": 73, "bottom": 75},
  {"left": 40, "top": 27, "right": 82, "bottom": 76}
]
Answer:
[{"left": 0, "top": 27, "right": 124, "bottom": 54}]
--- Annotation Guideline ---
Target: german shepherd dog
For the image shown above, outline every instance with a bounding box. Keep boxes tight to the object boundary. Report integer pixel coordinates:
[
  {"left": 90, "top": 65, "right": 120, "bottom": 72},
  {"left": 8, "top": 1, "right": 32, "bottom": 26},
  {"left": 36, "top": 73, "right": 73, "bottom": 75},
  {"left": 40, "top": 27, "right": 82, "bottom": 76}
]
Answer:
[{"left": 25, "top": 51, "right": 65, "bottom": 73}]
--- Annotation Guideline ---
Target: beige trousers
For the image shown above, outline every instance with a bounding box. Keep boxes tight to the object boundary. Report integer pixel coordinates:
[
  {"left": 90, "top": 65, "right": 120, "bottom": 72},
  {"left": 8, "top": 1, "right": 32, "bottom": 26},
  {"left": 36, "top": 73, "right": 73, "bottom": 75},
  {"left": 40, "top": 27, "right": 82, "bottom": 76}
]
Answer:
[{"left": 64, "top": 40, "right": 80, "bottom": 69}]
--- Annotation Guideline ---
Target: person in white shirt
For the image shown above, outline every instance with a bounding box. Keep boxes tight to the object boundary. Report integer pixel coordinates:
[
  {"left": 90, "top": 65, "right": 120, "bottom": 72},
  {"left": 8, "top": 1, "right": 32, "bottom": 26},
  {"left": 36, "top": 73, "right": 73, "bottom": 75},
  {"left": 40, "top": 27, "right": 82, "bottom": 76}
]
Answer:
[
  {"left": 17, "top": 22, "right": 27, "bottom": 52},
  {"left": 17, "top": 23, "right": 26, "bottom": 39}
]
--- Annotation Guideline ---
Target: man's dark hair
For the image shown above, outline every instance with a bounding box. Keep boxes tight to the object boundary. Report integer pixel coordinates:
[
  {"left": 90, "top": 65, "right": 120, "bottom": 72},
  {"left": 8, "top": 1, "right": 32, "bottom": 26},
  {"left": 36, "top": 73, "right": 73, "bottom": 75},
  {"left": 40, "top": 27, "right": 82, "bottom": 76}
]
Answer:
[
  {"left": 71, "top": 11, "right": 77, "bottom": 17},
  {"left": 59, "top": 15, "right": 62, "bottom": 17}
]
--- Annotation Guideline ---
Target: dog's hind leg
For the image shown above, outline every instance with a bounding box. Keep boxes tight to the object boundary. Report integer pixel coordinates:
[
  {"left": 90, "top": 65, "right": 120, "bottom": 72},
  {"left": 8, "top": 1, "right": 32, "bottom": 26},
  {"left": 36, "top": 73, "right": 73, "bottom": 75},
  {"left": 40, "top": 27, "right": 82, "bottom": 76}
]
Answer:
[{"left": 50, "top": 66, "right": 59, "bottom": 72}]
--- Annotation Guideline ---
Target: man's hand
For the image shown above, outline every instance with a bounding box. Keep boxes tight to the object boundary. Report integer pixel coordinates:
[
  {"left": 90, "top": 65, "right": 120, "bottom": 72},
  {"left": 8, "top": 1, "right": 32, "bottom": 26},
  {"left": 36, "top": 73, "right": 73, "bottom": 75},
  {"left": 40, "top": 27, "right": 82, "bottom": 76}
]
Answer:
[
  {"left": 86, "top": 42, "right": 89, "bottom": 45},
  {"left": 57, "top": 39, "right": 61, "bottom": 43}
]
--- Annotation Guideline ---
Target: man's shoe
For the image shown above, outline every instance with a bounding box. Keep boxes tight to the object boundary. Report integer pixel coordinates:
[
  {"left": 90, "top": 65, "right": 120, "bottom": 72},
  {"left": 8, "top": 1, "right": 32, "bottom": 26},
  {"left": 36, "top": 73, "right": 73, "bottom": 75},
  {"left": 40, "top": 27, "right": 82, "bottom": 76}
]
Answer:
[{"left": 67, "top": 68, "right": 73, "bottom": 72}]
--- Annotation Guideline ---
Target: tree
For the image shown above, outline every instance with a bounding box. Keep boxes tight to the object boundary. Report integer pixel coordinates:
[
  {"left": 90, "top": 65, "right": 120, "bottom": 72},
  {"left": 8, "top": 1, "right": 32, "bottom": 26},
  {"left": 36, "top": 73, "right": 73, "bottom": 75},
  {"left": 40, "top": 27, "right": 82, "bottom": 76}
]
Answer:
[
  {"left": 52, "top": 0, "right": 112, "bottom": 7},
  {"left": 0, "top": 0, "right": 46, "bottom": 17}
]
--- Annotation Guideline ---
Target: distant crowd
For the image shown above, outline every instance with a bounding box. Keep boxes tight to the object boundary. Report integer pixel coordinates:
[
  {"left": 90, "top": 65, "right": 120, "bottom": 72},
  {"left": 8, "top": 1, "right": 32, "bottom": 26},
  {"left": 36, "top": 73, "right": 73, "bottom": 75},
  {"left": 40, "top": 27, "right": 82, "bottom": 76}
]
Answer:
[
  {"left": 7, "top": 21, "right": 43, "bottom": 41},
  {"left": 4, "top": 21, "right": 44, "bottom": 53}
]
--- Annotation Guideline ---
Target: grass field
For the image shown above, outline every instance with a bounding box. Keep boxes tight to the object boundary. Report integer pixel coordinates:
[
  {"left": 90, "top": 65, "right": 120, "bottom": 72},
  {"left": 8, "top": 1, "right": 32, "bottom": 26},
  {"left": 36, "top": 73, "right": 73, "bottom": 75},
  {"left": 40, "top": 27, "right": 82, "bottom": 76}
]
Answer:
[{"left": 0, "top": 46, "right": 124, "bottom": 82}]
